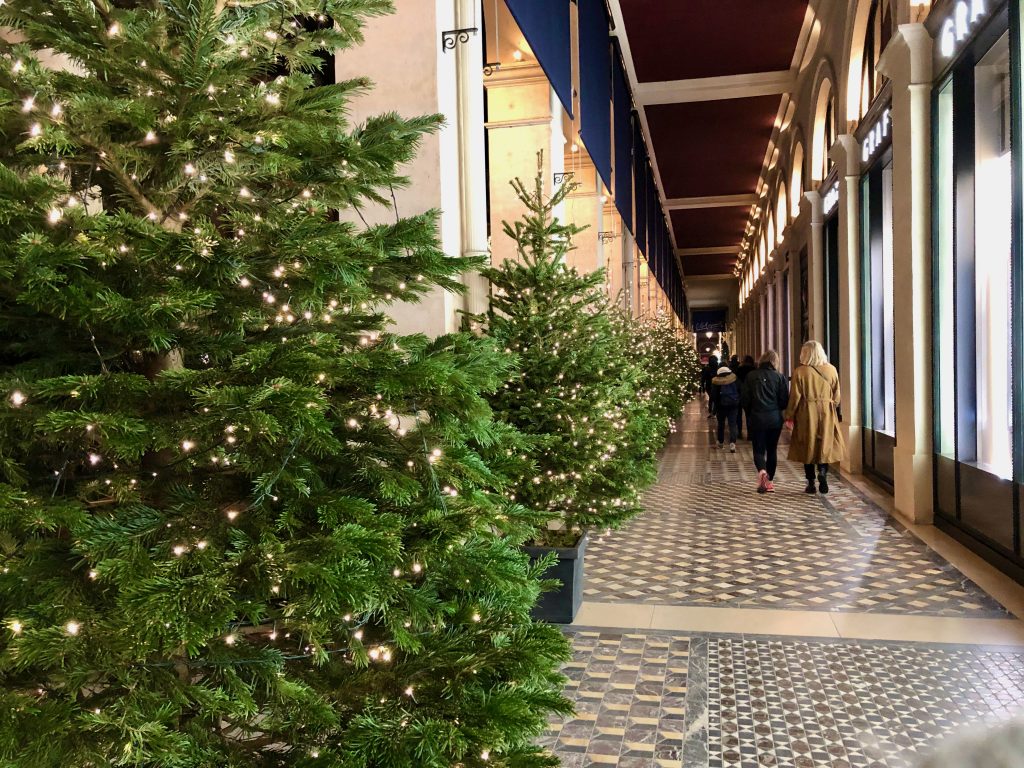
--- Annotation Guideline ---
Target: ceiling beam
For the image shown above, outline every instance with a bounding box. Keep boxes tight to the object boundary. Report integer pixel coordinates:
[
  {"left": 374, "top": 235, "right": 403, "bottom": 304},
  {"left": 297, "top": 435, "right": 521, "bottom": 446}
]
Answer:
[
  {"left": 634, "top": 69, "right": 796, "bottom": 106},
  {"left": 677, "top": 247, "right": 740, "bottom": 257},
  {"left": 664, "top": 194, "right": 759, "bottom": 211}
]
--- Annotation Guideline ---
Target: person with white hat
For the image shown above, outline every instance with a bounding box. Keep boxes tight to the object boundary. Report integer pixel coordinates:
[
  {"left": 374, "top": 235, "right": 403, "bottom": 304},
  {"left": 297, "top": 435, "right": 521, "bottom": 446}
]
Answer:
[{"left": 710, "top": 364, "right": 741, "bottom": 452}]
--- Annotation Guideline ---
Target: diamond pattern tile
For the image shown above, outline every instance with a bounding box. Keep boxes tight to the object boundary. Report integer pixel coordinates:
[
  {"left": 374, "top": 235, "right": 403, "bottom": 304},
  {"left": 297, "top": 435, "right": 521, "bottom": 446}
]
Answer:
[{"left": 583, "top": 406, "right": 1007, "bottom": 617}]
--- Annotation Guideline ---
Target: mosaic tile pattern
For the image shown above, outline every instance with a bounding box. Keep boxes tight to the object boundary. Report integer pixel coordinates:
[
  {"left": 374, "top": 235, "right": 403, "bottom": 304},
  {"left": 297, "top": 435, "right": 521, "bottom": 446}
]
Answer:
[
  {"left": 703, "top": 637, "right": 1024, "bottom": 768},
  {"left": 545, "top": 631, "right": 1024, "bottom": 768},
  {"left": 540, "top": 630, "right": 691, "bottom": 767},
  {"left": 583, "top": 407, "right": 1007, "bottom": 617}
]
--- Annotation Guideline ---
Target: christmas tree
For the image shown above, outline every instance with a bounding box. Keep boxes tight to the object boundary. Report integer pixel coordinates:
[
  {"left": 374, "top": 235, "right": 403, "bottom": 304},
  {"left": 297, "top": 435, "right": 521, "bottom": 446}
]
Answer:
[
  {"left": 628, "top": 313, "right": 703, "bottom": 434},
  {"left": 0, "top": 2, "right": 571, "bottom": 766},
  {"left": 481, "top": 161, "right": 661, "bottom": 547}
]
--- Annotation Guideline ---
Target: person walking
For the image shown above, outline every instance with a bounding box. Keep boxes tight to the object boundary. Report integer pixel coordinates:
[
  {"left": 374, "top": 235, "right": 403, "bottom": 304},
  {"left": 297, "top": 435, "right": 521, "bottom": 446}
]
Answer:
[
  {"left": 742, "top": 350, "right": 789, "bottom": 493},
  {"left": 701, "top": 355, "right": 719, "bottom": 418},
  {"left": 710, "top": 364, "right": 741, "bottom": 452},
  {"left": 735, "top": 354, "right": 757, "bottom": 440},
  {"left": 785, "top": 340, "right": 845, "bottom": 494}
]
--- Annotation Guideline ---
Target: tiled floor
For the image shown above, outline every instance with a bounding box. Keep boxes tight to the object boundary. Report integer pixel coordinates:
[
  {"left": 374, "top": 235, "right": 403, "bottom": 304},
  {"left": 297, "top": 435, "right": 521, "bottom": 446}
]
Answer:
[
  {"left": 542, "top": 401, "right": 1024, "bottom": 767},
  {"left": 547, "top": 630, "right": 1024, "bottom": 768}
]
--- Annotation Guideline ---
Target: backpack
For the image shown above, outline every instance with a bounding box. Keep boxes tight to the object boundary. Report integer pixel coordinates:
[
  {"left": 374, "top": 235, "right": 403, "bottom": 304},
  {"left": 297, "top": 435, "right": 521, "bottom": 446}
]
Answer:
[{"left": 719, "top": 381, "right": 740, "bottom": 407}]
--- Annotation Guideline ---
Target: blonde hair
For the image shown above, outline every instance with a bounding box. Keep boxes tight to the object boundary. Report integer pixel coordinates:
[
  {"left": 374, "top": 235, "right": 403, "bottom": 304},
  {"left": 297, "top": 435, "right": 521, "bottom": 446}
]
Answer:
[
  {"left": 800, "top": 340, "right": 828, "bottom": 367},
  {"left": 759, "top": 349, "right": 780, "bottom": 369}
]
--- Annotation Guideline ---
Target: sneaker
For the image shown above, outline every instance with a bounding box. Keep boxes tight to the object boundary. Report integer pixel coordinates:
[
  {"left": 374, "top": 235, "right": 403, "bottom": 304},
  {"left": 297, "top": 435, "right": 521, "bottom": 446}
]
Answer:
[
  {"left": 765, "top": 480, "right": 775, "bottom": 493},
  {"left": 717, "top": 443, "right": 724, "bottom": 450},
  {"left": 729, "top": 443, "right": 736, "bottom": 453},
  {"left": 757, "top": 470, "right": 769, "bottom": 494},
  {"left": 805, "top": 481, "right": 818, "bottom": 494}
]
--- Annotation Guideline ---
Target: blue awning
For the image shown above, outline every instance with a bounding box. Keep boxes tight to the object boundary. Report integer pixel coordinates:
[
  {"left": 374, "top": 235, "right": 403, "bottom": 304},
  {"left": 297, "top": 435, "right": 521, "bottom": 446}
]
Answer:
[
  {"left": 578, "top": 0, "right": 612, "bottom": 190},
  {"left": 634, "top": 136, "right": 648, "bottom": 257},
  {"left": 612, "top": 45, "right": 633, "bottom": 234},
  {"left": 505, "top": 0, "right": 573, "bottom": 118}
]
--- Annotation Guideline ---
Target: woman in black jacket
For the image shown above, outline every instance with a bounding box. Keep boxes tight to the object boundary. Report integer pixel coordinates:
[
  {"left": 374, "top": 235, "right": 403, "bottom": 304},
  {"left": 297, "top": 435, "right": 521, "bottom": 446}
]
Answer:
[{"left": 741, "top": 350, "right": 790, "bottom": 494}]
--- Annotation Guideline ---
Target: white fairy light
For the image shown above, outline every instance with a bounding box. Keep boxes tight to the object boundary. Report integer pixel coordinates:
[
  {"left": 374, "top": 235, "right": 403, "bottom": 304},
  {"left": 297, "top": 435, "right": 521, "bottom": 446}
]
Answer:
[
  {"left": 265, "top": 92, "right": 280, "bottom": 106},
  {"left": 107, "top": 22, "right": 120, "bottom": 37},
  {"left": 87, "top": 453, "right": 101, "bottom": 465},
  {"left": 172, "top": 545, "right": 186, "bottom": 556},
  {"left": 224, "top": 149, "right": 234, "bottom": 164},
  {"left": 224, "top": 633, "right": 236, "bottom": 645},
  {"left": 10, "top": 621, "right": 23, "bottom": 634},
  {"left": 88, "top": 570, "right": 97, "bottom": 580},
  {"left": 144, "top": 130, "right": 156, "bottom": 142},
  {"left": 9, "top": 391, "right": 25, "bottom": 407},
  {"left": 239, "top": 187, "right": 252, "bottom": 198},
  {"left": 47, "top": 208, "right": 62, "bottom": 224},
  {"left": 64, "top": 621, "right": 80, "bottom": 636},
  {"left": 21, "top": 96, "right": 34, "bottom": 112},
  {"left": 184, "top": 163, "right": 196, "bottom": 176},
  {"left": 29, "top": 122, "right": 41, "bottom": 137}
]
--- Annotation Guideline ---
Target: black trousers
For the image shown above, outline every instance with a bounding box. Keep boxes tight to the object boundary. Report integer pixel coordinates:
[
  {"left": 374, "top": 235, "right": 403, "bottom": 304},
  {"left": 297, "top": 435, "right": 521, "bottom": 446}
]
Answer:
[
  {"left": 716, "top": 406, "right": 739, "bottom": 444},
  {"left": 804, "top": 463, "right": 829, "bottom": 480},
  {"left": 750, "top": 426, "right": 783, "bottom": 479}
]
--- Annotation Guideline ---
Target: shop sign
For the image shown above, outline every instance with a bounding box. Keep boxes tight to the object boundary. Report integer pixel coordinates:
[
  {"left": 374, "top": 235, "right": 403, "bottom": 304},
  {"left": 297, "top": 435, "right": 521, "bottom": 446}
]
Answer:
[
  {"left": 862, "top": 108, "right": 891, "bottom": 164},
  {"left": 823, "top": 183, "right": 839, "bottom": 216},
  {"left": 939, "top": 0, "right": 990, "bottom": 58}
]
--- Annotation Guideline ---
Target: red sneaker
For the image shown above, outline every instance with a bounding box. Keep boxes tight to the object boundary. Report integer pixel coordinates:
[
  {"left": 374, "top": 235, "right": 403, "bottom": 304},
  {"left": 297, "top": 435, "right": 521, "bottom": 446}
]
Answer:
[
  {"left": 757, "top": 471, "right": 769, "bottom": 494},
  {"left": 765, "top": 480, "right": 775, "bottom": 493}
]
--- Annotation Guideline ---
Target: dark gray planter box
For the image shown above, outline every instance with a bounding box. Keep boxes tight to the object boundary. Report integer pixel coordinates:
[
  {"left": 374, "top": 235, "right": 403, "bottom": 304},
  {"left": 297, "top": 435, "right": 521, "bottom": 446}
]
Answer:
[{"left": 523, "top": 532, "right": 589, "bottom": 624}]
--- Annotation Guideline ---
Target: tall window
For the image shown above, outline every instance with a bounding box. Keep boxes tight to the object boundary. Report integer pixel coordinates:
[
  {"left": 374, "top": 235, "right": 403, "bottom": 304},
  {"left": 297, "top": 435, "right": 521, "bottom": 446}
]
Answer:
[
  {"left": 861, "top": 158, "right": 895, "bottom": 438},
  {"left": 974, "top": 33, "right": 1013, "bottom": 476},
  {"left": 935, "top": 82, "right": 955, "bottom": 458},
  {"left": 821, "top": 93, "right": 837, "bottom": 181},
  {"left": 859, "top": 0, "right": 894, "bottom": 117}
]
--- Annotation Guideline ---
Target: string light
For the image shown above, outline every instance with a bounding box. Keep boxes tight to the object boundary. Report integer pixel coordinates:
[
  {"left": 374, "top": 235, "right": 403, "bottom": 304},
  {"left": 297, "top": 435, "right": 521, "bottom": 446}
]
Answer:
[
  {"left": 9, "top": 391, "right": 25, "bottom": 407},
  {"left": 64, "top": 621, "right": 80, "bottom": 636},
  {"left": 21, "top": 96, "right": 34, "bottom": 112}
]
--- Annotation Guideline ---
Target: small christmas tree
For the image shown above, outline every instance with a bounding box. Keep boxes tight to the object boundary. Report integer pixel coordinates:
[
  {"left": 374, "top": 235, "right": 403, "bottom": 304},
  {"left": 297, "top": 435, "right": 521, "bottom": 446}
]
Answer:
[
  {"left": 628, "top": 313, "right": 703, "bottom": 433},
  {"left": 0, "top": 2, "right": 570, "bottom": 766},
  {"left": 481, "top": 159, "right": 660, "bottom": 546}
]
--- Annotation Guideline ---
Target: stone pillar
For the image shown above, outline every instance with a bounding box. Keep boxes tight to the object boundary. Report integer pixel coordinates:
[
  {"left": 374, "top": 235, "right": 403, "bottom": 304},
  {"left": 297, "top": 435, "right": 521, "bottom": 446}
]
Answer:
[
  {"left": 879, "top": 24, "right": 934, "bottom": 522},
  {"left": 804, "top": 190, "right": 826, "bottom": 343},
  {"left": 622, "top": 230, "right": 636, "bottom": 314},
  {"left": 834, "top": 133, "right": 864, "bottom": 475},
  {"left": 455, "top": 0, "right": 490, "bottom": 321}
]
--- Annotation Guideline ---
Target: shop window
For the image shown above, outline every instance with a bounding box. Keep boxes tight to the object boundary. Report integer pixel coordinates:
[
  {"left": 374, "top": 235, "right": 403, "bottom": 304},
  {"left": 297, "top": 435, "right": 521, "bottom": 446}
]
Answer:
[
  {"left": 822, "top": 93, "right": 836, "bottom": 180},
  {"left": 861, "top": 157, "right": 895, "bottom": 438},
  {"left": 935, "top": 82, "right": 955, "bottom": 458},
  {"left": 973, "top": 32, "right": 1013, "bottom": 477}
]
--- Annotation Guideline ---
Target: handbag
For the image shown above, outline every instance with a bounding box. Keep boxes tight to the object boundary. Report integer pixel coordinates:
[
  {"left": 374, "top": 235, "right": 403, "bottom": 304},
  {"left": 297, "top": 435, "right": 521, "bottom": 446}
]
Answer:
[{"left": 808, "top": 365, "right": 843, "bottom": 423}]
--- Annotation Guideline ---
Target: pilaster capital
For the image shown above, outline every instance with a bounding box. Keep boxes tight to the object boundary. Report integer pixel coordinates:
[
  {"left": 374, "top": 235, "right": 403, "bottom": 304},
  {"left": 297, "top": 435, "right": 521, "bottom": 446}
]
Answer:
[
  {"left": 803, "top": 189, "right": 824, "bottom": 224},
  {"left": 833, "top": 134, "right": 862, "bottom": 178}
]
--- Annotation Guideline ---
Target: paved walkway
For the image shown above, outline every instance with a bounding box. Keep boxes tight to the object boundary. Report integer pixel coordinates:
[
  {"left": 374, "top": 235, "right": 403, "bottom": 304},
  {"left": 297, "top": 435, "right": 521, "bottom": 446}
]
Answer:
[{"left": 541, "top": 401, "right": 1024, "bottom": 768}]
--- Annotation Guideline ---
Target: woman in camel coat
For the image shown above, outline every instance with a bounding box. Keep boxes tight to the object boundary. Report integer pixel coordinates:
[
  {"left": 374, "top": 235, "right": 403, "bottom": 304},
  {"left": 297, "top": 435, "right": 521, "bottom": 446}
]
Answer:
[{"left": 785, "top": 340, "right": 845, "bottom": 494}]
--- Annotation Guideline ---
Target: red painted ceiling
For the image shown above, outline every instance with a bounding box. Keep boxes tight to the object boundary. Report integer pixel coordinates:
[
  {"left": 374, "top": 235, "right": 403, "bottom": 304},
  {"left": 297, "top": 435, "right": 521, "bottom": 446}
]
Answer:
[
  {"left": 620, "top": 0, "right": 808, "bottom": 83},
  {"left": 646, "top": 96, "right": 779, "bottom": 200},
  {"left": 682, "top": 254, "right": 739, "bottom": 277},
  {"left": 671, "top": 207, "right": 750, "bottom": 250}
]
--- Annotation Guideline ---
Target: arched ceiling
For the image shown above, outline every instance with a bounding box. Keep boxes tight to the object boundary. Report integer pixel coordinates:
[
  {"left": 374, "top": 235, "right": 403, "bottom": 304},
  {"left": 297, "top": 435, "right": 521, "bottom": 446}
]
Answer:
[{"left": 610, "top": 0, "right": 812, "bottom": 285}]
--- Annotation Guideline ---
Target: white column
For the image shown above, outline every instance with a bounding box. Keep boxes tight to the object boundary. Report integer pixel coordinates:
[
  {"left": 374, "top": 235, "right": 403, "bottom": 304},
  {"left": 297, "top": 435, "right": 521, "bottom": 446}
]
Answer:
[
  {"left": 550, "top": 88, "right": 567, "bottom": 225},
  {"left": 835, "top": 133, "right": 864, "bottom": 475},
  {"left": 804, "top": 190, "right": 826, "bottom": 343},
  {"left": 880, "top": 24, "right": 934, "bottom": 522},
  {"left": 455, "top": 0, "right": 490, "bottom": 320},
  {"left": 622, "top": 230, "right": 635, "bottom": 314}
]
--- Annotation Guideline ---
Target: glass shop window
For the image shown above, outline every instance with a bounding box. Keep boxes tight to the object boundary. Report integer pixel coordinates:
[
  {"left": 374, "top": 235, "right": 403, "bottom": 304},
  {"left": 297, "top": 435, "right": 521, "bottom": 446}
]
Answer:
[
  {"left": 973, "top": 32, "right": 1013, "bottom": 478},
  {"left": 935, "top": 81, "right": 955, "bottom": 459}
]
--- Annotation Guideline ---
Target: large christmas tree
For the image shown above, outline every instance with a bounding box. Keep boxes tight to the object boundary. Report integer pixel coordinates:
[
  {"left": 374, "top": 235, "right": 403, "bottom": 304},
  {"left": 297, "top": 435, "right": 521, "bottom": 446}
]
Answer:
[
  {"left": 481, "top": 163, "right": 659, "bottom": 546},
  {"left": 0, "top": 2, "right": 570, "bottom": 765}
]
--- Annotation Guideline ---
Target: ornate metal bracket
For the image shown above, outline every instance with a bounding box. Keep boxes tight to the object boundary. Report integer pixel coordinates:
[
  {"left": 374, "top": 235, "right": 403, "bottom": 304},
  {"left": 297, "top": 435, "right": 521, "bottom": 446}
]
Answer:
[
  {"left": 483, "top": 61, "right": 501, "bottom": 76},
  {"left": 441, "top": 27, "right": 477, "bottom": 53},
  {"left": 598, "top": 231, "right": 619, "bottom": 243},
  {"left": 553, "top": 172, "right": 575, "bottom": 185}
]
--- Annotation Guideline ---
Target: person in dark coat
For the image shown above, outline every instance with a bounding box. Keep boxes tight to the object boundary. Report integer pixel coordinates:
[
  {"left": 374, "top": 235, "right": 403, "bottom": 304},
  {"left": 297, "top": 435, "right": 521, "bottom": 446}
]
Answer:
[
  {"left": 710, "top": 365, "right": 741, "bottom": 452},
  {"left": 735, "top": 355, "right": 756, "bottom": 439},
  {"left": 741, "top": 350, "right": 790, "bottom": 494},
  {"left": 701, "top": 355, "right": 719, "bottom": 417}
]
